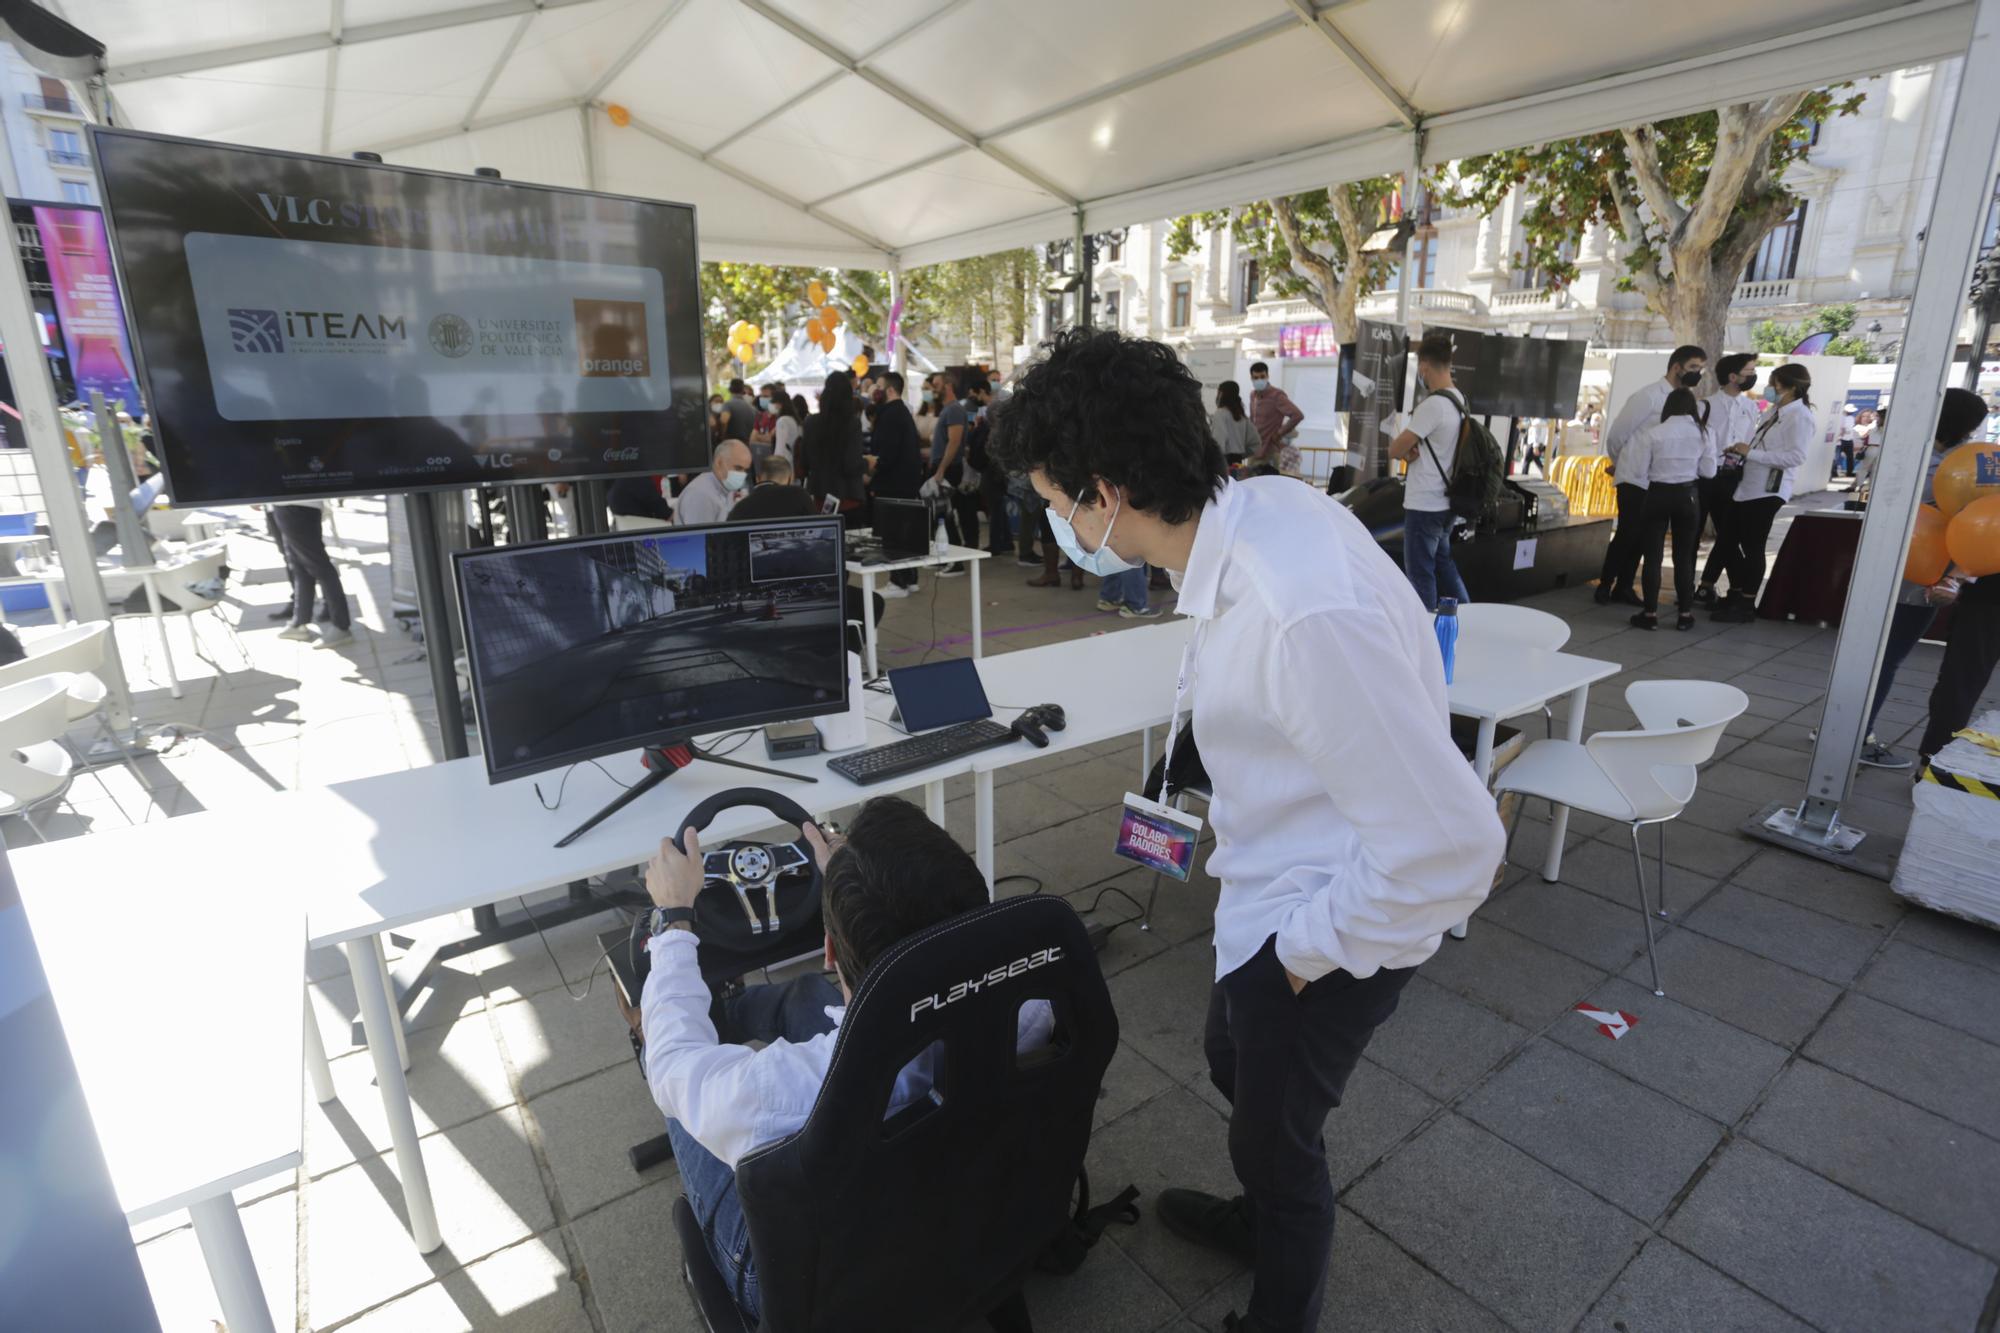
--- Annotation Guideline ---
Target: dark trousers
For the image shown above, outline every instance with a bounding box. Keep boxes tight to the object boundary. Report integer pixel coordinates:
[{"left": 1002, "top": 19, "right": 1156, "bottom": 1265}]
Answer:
[
  {"left": 1728, "top": 495, "right": 1785, "bottom": 602},
  {"left": 1869, "top": 602, "right": 1938, "bottom": 736},
  {"left": 981, "top": 470, "right": 1012, "bottom": 556},
  {"left": 1834, "top": 442, "right": 1855, "bottom": 477},
  {"left": 1204, "top": 936, "right": 1414, "bottom": 1332},
  {"left": 1016, "top": 490, "right": 1046, "bottom": 560},
  {"left": 1598, "top": 483, "right": 1647, "bottom": 593},
  {"left": 1698, "top": 474, "right": 1739, "bottom": 588},
  {"left": 1638, "top": 482, "right": 1699, "bottom": 614},
  {"left": 270, "top": 504, "right": 349, "bottom": 630},
  {"left": 1918, "top": 595, "right": 2000, "bottom": 760}
]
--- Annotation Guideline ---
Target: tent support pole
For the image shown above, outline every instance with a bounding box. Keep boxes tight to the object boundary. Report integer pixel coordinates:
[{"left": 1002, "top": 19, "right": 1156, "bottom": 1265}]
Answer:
[{"left": 1752, "top": 0, "right": 2000, "bottom": 873}]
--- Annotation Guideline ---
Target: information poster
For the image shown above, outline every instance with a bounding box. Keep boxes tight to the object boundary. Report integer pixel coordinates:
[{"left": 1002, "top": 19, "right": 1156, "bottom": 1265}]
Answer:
[
  {"left": 30, "top": 205, "right": 143, "bottom": 414},
  {"left": 1348, "top": 318, "right": 1407, "bottom": 479}
]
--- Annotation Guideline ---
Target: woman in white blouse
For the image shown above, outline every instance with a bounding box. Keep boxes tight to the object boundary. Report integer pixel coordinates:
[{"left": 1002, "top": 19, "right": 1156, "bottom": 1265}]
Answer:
[
  {"left": 1621, "top": 389, "right": 1718, "bottom": 630},
  {"left": 771, "top": 393, "right": 805, "bottom": 466},
  {"left": 1712, "top": 363, "right": 1814, "bottom": 623},
  {"left": 1209, "top": 380, "right": 1259, "bottom": 463}
]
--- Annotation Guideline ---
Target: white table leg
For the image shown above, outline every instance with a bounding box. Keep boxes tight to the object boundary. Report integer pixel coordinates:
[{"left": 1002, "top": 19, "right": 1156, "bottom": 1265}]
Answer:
[
  {"left": 1543, "top": 684, "right": 1591, "bottom": 882},
  {"left": 188, "top": 1193, "right": 276, "bottom": 1333},
  {"left": 1451, "top": 716, "right": 1500, "bottom": 941},
  {"left": 970, "top": 558, "right": 983, "bottom": 658},
  {"left": 860, "top": 570, "right": 880, "bottom": 680},
  {"left": 142, "top": 574, "right": 180, "bottom": 700},
  {"left": 925, "top": 779, "right": 945, "bottom": 825},
  {"left": 374, "top": 934, "right": 411, "bottom": 1074},
  {"left": 974, "top": 768, "right": 995, "bottom": 897},
  {"left": 344, "top": 937, "right": 441, "bottom": 1253},
  {"left": 304, "top": 990, "right": 335, "bottom": 1105}
]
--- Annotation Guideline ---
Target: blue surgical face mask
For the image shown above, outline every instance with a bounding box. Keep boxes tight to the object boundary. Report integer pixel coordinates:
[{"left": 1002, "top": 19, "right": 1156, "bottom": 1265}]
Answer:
[
  {"left": 921, "top": 389, "right": 934, "bottom": 404},
  {"left": 757, "top": 396, "right": 771, "bottom": 411},
  {"left": 1047, "top": 493, "right": 1136, "bottom": 576},
  {"left": 723, "top": 468, "right": 748, "bottom": 492},
  {"left": 1250, "top": 377, "right": 1268, "bottom": 391}
]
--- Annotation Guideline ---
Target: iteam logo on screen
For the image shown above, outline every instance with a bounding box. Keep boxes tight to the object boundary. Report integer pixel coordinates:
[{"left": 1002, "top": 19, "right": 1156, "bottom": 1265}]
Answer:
[
  {"left": 574, "top": 298, "right": 650, "bottom": 377},
  {"left": 229, "top": 308, "right": 284, "bottom": 353}
]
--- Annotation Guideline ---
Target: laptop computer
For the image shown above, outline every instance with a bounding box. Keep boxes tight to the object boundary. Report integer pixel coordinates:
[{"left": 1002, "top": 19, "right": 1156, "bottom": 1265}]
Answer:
[{"left": 886, "top": 657, "right": 992, "bottom": 732}]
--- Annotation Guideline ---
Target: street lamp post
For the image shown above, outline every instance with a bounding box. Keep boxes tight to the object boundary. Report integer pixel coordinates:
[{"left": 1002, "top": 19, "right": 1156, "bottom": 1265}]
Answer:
[{"left": 1042, "top": 225, "right": 1129, "bottom": 333}]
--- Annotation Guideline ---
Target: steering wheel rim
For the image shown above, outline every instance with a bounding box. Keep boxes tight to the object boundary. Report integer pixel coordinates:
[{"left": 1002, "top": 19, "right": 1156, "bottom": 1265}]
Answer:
[{"left": 676, "top": 786, "right": 823, "bottom": 940}]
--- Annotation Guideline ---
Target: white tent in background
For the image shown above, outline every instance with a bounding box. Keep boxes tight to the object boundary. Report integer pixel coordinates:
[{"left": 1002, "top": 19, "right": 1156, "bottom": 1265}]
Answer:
[{"left": 750, "top": 323, "right": 937, "bottom": 393}]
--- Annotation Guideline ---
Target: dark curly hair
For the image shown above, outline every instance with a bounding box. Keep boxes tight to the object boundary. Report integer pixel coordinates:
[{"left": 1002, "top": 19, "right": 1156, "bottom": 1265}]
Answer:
[
  {"left": 822, "top": 796, "right": 987, "bottom": 991},
  {"left": 989, "top": 327, "right": 1225, "bottom": 523}
]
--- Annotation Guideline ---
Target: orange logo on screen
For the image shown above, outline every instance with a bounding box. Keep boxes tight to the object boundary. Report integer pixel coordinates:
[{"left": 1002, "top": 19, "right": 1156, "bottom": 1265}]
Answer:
[{"left": 574, "top": 299, "right": 651, "bottom": 377}]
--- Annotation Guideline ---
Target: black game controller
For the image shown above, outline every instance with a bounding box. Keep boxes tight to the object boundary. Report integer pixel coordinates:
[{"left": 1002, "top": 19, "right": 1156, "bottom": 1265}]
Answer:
[{"left": 1010, "top": 703, "right": 1067, "bottom": 748}]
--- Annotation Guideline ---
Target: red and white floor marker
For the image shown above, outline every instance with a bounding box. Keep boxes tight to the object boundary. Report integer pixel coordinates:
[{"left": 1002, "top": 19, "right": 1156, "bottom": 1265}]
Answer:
[{"left": 1574, "top": 1004, "right": 1638, "bottom": 1040}]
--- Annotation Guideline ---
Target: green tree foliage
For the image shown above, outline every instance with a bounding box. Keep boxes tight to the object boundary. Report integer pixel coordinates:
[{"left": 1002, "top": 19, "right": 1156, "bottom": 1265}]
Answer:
[
  {"left": 1167, "top": 179, "right": 1400, "bottom": 342},
  {"left": 1750, "top": 302, "right": 1877, "bottom": 361},
  {"left": 1445, "top": 88, "right": 1864, "bottom": 365}
]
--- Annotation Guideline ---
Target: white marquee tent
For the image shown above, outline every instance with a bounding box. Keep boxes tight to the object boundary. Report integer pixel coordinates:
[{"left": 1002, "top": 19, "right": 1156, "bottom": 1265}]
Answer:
[
  {"left": 17, "top": 0, "right": 2000, "bottom": 856},
  {"left": 57, "top": 0, "right": 1982, "bottom": 270}
]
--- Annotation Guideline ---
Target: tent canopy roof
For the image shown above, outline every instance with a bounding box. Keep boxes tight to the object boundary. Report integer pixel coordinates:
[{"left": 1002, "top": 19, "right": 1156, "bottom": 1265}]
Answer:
[{"left": 71, "top": 0, "right": 1977, "bottom": 269}]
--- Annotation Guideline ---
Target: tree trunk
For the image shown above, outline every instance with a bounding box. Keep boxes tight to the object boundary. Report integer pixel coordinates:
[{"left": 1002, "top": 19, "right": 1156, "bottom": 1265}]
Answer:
[{"left": 1661, "top": 268, "right": 1735, "bottom": 389}]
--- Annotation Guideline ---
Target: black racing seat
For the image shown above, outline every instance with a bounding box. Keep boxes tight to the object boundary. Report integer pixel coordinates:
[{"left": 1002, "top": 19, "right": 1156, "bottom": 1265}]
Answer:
[{"left": 673, "top": 895, "right": 1119, "bottom": 1333}]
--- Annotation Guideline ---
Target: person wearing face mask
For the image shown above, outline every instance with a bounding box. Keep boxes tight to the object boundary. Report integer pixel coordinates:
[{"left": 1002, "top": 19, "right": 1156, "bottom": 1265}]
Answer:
[
  {"left": 674, "top": 440, "right": 752, "bottom": 526},
  {"left": 721, "top": 379, "right": 757, "bottom": 443},
  {"left": 1387, "top": 331, "right": 1472, "bottom": 612},
  {"left": 750, "top": 382, "right": 783, "bottom": 447},
  {"left": 1620, "top": 389, "right": 1717, "bottom": 631},
  {"left": 1710, "top": 362, "right": 1814, "bottom": 623},
  {"left": 1596, "top": 344, "right": 1707, "bottom": 606},
  {"left": 1246, "top": 361, "right": 1304, "bottom": 469},
  {"left": 991, "top": 329, "right": 1504, "bottom": 1333},
  {"left": 1694, "top": 353, "right": 1760, "bottom": 606},
  {"left": 708, "top": 394, "right": 726, "bottom": 444}
]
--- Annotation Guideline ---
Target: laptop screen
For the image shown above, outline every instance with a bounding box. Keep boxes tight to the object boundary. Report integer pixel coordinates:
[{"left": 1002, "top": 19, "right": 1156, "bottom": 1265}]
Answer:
[{"left": 888, "top": 658, "right": 992, "bottom": 733}]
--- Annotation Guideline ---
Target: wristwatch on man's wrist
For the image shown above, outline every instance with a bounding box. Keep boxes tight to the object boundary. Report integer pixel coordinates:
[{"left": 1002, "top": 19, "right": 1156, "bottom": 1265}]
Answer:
[{"left": 648, "top": 905, "right": 697, "bottom": 937}]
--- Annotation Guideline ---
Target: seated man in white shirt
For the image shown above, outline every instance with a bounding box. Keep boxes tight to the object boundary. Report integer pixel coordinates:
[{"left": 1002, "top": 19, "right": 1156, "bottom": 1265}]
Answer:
[
  {"left": 639, "top": 795, "right": 1049, "bottom": 1322},
  {"left": 991, "top": 329, "right": 1505, "bottom": 1333},
  {"left": 674, "top": 440, "right": 751, "bottom": 526}
]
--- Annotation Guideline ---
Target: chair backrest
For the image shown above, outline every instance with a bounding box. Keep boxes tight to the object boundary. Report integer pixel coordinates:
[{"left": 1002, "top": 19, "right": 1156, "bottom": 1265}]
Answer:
[
  {"left": 1586, "top": 680, "right": 1749, "bottom": 820},
  {"left": 0, "top": 621, "right": 109, "bottom": 690},
  {"left": 736, "top": 896, "right": 1118, "bottom": 1333},
  {"left": 610, "top": 512, "right": 671, "bottom": 532},
  {"left": 0, "top": 673, "right": 78, "bottom": 804},
  {"left": 152, "top": 549, "right": 228, "bottom": 613},
  {"left": 1458, "top": 601, "right": 1570, "bottom": 651}
]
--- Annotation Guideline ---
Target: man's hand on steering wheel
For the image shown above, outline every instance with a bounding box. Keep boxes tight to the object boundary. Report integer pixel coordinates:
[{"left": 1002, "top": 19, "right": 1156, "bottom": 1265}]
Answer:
[
  {"left": 647, "top": 829, "right": 704, "bottom": 910},
  {"left": 801, "top": 820, "right": 844, "bottom": 874}
]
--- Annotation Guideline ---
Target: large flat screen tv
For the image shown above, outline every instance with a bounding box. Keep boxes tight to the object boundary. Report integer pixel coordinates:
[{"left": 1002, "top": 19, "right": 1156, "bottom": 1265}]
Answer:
[
  {"left": 454, "top": 516, "right": 848, "bottom": 783},
  {"left": 88, "top": 126, "right": 709, "bottom": 506}
]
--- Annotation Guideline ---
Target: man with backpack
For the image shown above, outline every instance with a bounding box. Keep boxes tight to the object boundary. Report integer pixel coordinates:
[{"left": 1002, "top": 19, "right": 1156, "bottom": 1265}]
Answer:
[{"left": 1388, "top": 330, "right": 1483, "bottom": 610}]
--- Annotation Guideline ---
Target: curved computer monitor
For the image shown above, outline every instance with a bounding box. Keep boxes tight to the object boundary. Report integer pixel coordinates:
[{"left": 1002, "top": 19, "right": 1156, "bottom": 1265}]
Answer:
[{"left": 454, "top": 516, "right": 847, "bottom": 783}]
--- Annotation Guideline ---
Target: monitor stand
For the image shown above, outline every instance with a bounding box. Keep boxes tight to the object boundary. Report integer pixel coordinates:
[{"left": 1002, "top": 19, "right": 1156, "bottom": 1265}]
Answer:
[{"left": 554, "top": 742, "right": 816, "bottom": 848}]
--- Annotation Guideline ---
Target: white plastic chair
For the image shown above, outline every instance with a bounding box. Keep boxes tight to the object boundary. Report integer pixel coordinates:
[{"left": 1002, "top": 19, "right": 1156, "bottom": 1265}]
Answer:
[
  {"left": 1493, "top": 680, "right": 1748, "bottom": 996},
  {"left": 0, "top": 674, "right": 81, "bottom": 841},
  {"left": 114, "top": 547, "right": 245, "bottom": 692},
  {"left": 610, "top": 513, "right": 672, "bottom": 532},
  {"left": 1459, "top": 603, "right": 1570, "bottom": 736},
  {"left": 0, "top": 621, "right": 156, "bottom": 822}
]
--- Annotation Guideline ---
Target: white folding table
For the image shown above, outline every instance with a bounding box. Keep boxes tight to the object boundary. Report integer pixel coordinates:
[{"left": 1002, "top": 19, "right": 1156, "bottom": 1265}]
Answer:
[
  {"left": 846, "top": 539, "right": 991, "bottom": 679},
  {"left": 1445, "top": 636, "right": 1621, "bottom": 930},
  {"left": 17, "top": 861, "right": 304, "bottom": 1333}
]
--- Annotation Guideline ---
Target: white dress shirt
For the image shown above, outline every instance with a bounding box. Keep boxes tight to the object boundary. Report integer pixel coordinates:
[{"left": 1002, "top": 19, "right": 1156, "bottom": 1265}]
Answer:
[
  {"left": 1701, "top": 390, "right": 1760, "bottom": 452},
  {"left": 1734, "top": 398, "right": 1813, "bottom": 503},
  {"left": 1174, "top": 477, "right": 1507, "bottom": 983},
  {"left": 674, "top": 471, "right": 734, "bottom": 526},
  {"left": 642, "top": 930, "right": 1054, "bottom": 1168},
  {"left": 1603, "top": 378, "right": 1676, "bottom": 484},
  {"left": 1620, "top": 417, "right": 1717, "bottom": 487}
]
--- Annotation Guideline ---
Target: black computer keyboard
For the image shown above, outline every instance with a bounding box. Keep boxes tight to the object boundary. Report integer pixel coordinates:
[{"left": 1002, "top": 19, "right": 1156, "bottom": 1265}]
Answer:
[{"left": 828, "top": 719, "right": 1017, "bottom": 785}]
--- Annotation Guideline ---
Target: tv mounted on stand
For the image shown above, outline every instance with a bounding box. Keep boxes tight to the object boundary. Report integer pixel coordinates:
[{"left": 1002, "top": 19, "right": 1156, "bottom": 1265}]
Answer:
[{"left": 86, "top": 125, "right": 710, "bottom": 506}]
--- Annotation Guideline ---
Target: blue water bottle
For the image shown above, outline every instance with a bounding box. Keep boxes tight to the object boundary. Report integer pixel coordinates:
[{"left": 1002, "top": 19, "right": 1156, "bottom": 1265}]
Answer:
[{"left": 1434, "top": 597, "right": 1459, "bottom": 685}]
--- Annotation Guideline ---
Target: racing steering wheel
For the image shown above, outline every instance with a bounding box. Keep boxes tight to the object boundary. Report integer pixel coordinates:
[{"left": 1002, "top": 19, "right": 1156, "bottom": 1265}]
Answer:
[{"left": 675, "top": 787, "right": 824, "bottom": 941}]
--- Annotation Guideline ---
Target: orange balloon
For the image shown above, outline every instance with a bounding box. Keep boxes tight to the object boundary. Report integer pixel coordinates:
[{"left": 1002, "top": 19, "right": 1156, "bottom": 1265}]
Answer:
[
  {"left": 850, "top": 354, "right": 870, "bottom": 377},
  {"left": 819, "top": 304, "right": 842, "bottom": 330},
  {"left": 1905, "top": 504, "right": 1951, "bottom": 585},
  {"left": 820, "top": 330, "right": 836, "bottom": 352},
  {"left": 805, "top": 318, "right": 825, "bottom": 343},
  {"left": 1932, "top": 441, "right": 2000, "bottom": 518},
  {"left": 1945, "top": 493, "right": 2000, "bottom": 576},
  {"left": 807, "top": 279, "right": 827, "bottom": 307},
  {"left": 606, "top": 104, "right": 631, "bottom": 128}
]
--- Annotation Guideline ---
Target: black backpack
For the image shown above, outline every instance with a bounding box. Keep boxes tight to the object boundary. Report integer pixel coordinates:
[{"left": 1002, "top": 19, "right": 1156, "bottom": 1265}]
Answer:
[{"left": 1424, "top": 389, "right": 1505, "bottom": 524}]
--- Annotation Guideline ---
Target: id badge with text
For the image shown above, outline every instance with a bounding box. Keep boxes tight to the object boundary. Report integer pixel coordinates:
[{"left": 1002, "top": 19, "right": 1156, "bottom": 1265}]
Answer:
[{"left": 1114, "top": 792, "right": 1204, "bottom": 881}]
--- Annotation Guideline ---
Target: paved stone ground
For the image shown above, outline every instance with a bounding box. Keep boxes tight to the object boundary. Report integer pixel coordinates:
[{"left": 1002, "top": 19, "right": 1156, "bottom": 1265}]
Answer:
[{"left": 31, "top": 493, "right": 2000, "bottom": 1332}]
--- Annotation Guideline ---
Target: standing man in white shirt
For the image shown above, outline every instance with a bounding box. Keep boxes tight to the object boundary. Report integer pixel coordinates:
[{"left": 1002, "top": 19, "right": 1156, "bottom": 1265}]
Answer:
[
  {"left": 990, "top": 329, "right": 1506, "bottom": 1333},
  {"left": 674, "top": 441, "right": 751, "bottom": 527},
  {"left": 1388, "top": 330, "right": 1472, "bottom": 611},
  {"left": 1596, "top": 345, "right": 1707, "bottom": 605},
  {"left": 1694, "top": 354, "right": 1761, "bottom": 606}
]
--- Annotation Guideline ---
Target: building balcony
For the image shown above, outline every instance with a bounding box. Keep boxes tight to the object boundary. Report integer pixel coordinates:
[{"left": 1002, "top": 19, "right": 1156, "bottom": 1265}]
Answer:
[
  {"left": 1356, "top": 288, "right": 1487, "bottom": 318},
  {"left": 23, "top": 93, "right": 80, "bottom": 116},
  {"left": 1734, "top": 278, "right": 1796, "bottom": 304},
  {"left": 47, "top": 149, "right": 88, "bottom": 168},
  {"left": 1491, "top": 286, "right": 1556, "bottom": 311}
]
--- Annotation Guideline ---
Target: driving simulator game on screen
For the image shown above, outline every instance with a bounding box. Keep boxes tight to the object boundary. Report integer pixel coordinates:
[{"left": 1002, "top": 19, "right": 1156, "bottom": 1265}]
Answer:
[
  {"left": 455, "top": 518, "right": 847, "bottom": 782},
  {"left": 89, "top": 126, "right": 708, "bottom": 505}
]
